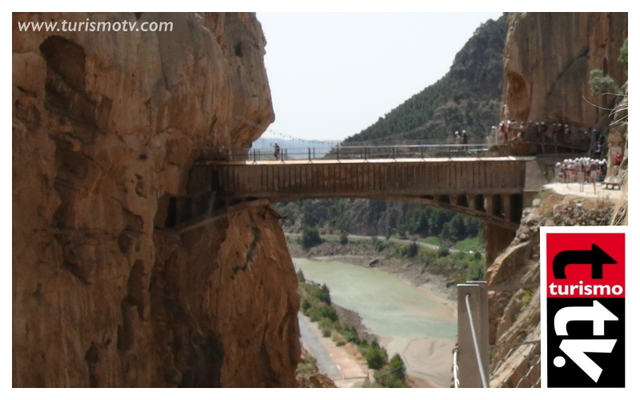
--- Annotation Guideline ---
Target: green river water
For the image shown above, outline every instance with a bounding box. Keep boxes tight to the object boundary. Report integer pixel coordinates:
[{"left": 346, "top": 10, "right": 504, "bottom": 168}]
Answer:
[{"left": 294, "top": 258, "right": 457, "bottom": 343}]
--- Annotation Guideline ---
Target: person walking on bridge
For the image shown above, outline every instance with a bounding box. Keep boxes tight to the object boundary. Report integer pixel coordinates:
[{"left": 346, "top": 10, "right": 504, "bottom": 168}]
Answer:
[
  {"left": 273, "top": 142, "right": 280, "bottom": 160},
  {"left": 462, "top": 130, "right": 468, "bottom": 145}
]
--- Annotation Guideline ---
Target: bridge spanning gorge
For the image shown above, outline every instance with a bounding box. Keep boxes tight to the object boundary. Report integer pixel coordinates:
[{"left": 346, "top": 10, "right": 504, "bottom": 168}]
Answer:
[{"left": 163, "top": 145, "right": 536, "bottom": 234}]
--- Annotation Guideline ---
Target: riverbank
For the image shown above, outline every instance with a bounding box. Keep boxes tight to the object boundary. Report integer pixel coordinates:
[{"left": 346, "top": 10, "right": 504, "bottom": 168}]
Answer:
[
  {"left": 288, "top": 239, "right": 457, "bottom": 313},
  {"left": 299, "top": 312, "right": 372, "bottom": 388},
  {"left": 293, "top": 253, "right": 457, "bottom": 388}
]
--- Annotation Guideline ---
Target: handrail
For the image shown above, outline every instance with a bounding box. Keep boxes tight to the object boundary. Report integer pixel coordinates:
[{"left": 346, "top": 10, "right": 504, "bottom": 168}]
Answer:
[
  {"left": 452, "top": 347, "right": 460, "bottom": 388},
  {"left": 197, "top": 143, "right": 494, "bottom": 163},
  {"left": 465, "top": 293, "right": 488, "bottom": 388}
]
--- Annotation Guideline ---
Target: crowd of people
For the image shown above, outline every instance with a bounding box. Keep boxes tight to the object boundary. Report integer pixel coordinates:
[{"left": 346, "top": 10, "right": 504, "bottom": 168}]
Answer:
[
  {"left": 554, "top": 153, "right": 623, "bottom": 184},
  {"left": 555, "top": 157, "right": 606, "bottom": 184},
  {"left": 487, "top": 120, "right": 606, "bottom": 152}
]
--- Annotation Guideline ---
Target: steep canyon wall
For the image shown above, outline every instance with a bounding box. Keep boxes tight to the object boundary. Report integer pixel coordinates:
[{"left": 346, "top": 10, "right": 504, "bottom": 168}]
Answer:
[
  {"left": 501, "top": 12, "right": 628, "bottom": 128},
  {"left": 13, "top": 12, "right": 300, "bottom": 387}
]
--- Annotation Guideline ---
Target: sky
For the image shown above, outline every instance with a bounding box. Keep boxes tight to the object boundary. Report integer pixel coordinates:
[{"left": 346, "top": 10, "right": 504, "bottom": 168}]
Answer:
[{"left": 256, "top": 12, "right": 503, "bottom": 143}]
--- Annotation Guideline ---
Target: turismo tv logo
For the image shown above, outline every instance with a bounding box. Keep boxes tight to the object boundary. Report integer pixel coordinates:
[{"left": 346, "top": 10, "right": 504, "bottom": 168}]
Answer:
[{"left": 542, "top": 228, "right": 625, "bottom": 388}]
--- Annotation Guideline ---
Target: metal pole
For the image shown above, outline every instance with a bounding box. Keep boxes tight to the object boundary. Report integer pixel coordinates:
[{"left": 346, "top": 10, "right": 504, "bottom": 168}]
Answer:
[
  {"left": 457, "top": 283, "right": 489, "bottom": 388},
  {"left": 467, "top": 280, "right": 489, "bottom": 377}
]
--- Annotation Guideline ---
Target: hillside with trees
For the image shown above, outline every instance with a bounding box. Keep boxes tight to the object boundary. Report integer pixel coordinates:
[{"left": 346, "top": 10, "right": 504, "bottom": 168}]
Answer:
[
  {"left": 342, "top": 13, "right": 507, "bottom": 145},
  {"left": 274, "top": 15, "right": 508, "bottom": 242}
]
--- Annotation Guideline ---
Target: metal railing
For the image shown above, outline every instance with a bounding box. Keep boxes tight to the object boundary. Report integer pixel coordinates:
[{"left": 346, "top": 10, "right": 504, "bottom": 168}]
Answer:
[
  {"left": 453, "top": 281, "right": 541, "bottom": 388},
  {"left": 466, "top": 293, "right": 488, "bottom": 388},
  {"left": 489, "top": 139, "right": 589, "bottom": 155},
  {"left": 198, "top": 143, "right": 493, "bottom": 163},
  {"left": 454, "top": 281, "right": 489, "bottom": 388}
]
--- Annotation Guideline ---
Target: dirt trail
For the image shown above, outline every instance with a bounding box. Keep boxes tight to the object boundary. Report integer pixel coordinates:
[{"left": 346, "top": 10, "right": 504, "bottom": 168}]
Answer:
[{"left": 299, "top": 313, "right": 371, "bottom": 388}]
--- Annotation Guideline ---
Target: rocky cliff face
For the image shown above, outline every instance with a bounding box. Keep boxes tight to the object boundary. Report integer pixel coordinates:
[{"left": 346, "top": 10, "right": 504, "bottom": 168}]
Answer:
[
  {"left": 501, "top": 12, "right": 628, "bottom": 128},
  {"left": 485, "top": 194, "right": 615, "bottom": 387},
  {"left": 13, "top": 12, "right": 300, "bottom": 387}
]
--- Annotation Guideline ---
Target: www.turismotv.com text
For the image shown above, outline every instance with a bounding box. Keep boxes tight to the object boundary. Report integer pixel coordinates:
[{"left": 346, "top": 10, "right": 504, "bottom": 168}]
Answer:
[{"left": 17, "top": 19, "right": 173, "bottom": 32}]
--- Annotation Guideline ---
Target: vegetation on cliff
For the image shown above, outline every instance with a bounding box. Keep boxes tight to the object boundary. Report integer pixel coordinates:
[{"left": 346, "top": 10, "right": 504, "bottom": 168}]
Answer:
[{"left": 278, "top": 199, "right": 484, "bottom": 248}]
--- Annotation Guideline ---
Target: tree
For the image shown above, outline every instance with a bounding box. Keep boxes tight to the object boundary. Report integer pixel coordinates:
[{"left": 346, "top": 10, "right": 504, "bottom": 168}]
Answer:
[
  {"left": 429, "top": 209, "right": 451, "bottom": 236},
  {"left": 339, "top": 231, "right": 349, "bottom": 245},
  {"left": 438, "top": 245, "right": 450, "bottom": 258},
  {"left": 388, "top": 354, "right": 407, "bottom": 381},
  {"left": 301, "top": 226, "right": 322, "bottom": 249},
  {"left": 320, "top": 284, "right": 332, "bottom": 305},
  {"left": 440, "top": 222, "right": 453, "bottom": 244},
  {"left": 415, "top": 210, "right": 430, "bottom": 236},
  {"left": 296, "top": 269, "right": 306, "bottom": 283},
  {"left": 449, "top": 214, "right": 468, "bottom": 241},
  {"left": 365, "top": 346, "right": 387, "bottom": 370},
  {"left": 402, "top": 241, "right": 419, "bottom": 258}
]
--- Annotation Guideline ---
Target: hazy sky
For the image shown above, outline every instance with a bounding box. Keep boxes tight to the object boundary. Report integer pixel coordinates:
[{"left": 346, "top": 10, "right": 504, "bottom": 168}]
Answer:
[{"left": 256, "top": 12, "right": 503, "bottom": 143}]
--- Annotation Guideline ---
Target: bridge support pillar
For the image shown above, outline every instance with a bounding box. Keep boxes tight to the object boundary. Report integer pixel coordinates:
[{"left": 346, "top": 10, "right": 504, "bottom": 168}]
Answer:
[
  {"left": 502, "top": 195, "right": 511, "bottom": 224},
  {"left": 456, "top": 195, "right": 469, "bottom": 208},
  {"left": 482, "top": 222, "right": 516, "bottom": 266},
  {"left": 474, "top": 195, "right": 485, "bottom": 212},
  {"left": 486, "top": 195, "right": 502, "bottom": 218}
]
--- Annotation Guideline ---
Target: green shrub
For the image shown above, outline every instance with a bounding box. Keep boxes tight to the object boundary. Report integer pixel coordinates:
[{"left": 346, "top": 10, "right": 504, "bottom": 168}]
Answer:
[
  {"left": 388, "top": 354, "right": 407, "bottom": 381},
  {"left": 304, "top": 282, "right": 332, "bottom": 305},
  {"left": 438, "top": 246, "right": 450, "bottom": 258},
  {"left": 589, "top": 69, "right": 620, "bottom": 96},
  {"left": 369, "top": 236, "right": 387, "bottom": 252},
  {"left": 339, "top": 325, "right": 360, "bottom": 344},
  {"left": 374, "top": 355, "right": 409, "bottom": 388},
  {"left": 366, "top": 348, "right": 387, "bottom": 370},
  {"left": 319, "top": 317, "right": 337, "bottom": 335},
  {"left": 399, "top": 241, "right": 419, "bottom": 258},
  {"left": 619, "top": 38, "right": 628, "bottom": 64},
  {"left": 364, "top": 341, "right": 388, "bottom": 370},
  {"left": 339, "top": 231, "right": 349, "bottom": 245},
  {"left": 301, "top": 226, "right": 322, "bottom": 249},
  {"left": 308, "top": 305, "right": 337, "bottom": 322},
  {"left": 361, "top": 378, "right": 383, "bottom": 388},
  {"left": 296, "top": 269, "right": 306, "bottom": 283},
  {"left": 301, "top": 298, "right": 311, "bottom": 314},
  {"left": 466, "top": 260, "right": 485, "bottom": 281}
]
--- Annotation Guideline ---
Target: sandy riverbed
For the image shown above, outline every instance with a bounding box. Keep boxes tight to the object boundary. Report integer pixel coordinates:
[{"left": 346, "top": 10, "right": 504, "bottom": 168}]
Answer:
[{"left": 300, "top": 254, "right": 457, "bottom": 388}]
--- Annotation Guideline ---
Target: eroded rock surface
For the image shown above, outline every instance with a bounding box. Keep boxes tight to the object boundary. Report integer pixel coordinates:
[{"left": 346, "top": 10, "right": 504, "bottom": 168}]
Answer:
[
  {"left": 486, "top": 194, "right": 615, "bottom": 387},
  {"left": 13, "top": 12, "right": 300, "bottom": 387},
  {"left": 500, "top": 12, "right": 628, "bottom": 127}
]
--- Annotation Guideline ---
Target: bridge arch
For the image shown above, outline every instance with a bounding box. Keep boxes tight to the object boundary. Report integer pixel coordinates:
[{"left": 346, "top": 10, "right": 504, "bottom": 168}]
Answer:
[{"left": 165, "top": 156, "right": 533, "bottom": 234}]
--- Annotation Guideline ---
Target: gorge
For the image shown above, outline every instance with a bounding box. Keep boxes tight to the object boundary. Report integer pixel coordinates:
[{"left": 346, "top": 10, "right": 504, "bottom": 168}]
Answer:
[{"left": 12, "top": 11, "right": 628, "bottom": 388}]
